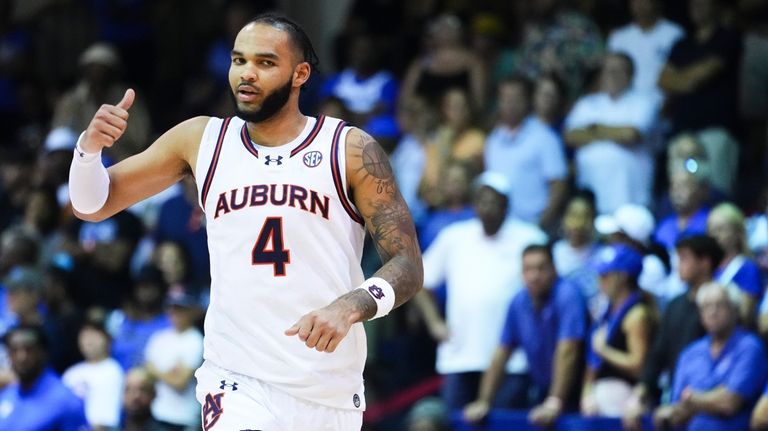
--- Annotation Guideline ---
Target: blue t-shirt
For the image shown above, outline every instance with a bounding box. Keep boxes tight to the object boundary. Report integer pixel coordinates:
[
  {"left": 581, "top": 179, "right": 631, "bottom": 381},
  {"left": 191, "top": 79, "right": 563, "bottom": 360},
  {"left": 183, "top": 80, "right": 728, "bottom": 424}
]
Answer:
[
  {"left": 0, "top": 368, "right": 89, "bottom": 431},
  {"left": 108, "top": 311, "right": 171, "bottom": 370},
  {"left": 672, "top": 329, "right": 768, "bottom": 431},
  {"left": 715, "top": 257, "right": 763, "bottom": 298},
  {"left": 499, "top": 279, "right": 588, "bottom": 389},
  {"left": 654, "top": 207, "right": 710, "bottom": 252}
]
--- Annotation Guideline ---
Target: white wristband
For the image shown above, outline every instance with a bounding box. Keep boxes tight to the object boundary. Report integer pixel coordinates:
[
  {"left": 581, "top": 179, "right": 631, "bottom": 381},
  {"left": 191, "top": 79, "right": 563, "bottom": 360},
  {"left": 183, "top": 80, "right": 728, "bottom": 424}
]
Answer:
[
  {"left": 69, "top": 132, "right": 110, "bottom": 214},
  {"left": 356, "top": 277, "right": 395, "bottom": 320}
]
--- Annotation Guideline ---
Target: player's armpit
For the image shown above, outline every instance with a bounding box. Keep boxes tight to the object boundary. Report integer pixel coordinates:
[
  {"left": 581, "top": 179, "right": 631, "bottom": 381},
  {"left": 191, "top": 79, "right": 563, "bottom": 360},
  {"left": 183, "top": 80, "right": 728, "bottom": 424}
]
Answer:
[
  {"left": 345, "top": 128, "right": 423, "bottom": 311},
  {"left": 73, "top": 116, "right": 209, "bottom": 222}
]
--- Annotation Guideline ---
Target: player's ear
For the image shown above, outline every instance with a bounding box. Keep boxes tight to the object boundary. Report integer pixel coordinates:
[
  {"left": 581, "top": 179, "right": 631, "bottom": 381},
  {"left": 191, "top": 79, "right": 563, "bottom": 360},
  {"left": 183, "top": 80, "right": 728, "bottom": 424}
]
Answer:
[{"left": 293, "top": 62, "right": 310, "bottom": 88}]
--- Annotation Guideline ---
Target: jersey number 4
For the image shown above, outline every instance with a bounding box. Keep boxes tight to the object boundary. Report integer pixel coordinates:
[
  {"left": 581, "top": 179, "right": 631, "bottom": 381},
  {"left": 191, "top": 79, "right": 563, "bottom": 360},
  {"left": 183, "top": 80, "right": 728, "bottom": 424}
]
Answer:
[{"left": 252, "top": 217, "right": 290, "bottom": 276}]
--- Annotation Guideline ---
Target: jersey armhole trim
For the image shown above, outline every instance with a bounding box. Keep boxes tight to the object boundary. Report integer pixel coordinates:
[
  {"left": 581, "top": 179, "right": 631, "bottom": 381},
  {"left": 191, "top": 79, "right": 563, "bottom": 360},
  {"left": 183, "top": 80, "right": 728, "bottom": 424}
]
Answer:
[
  {"left": 330, "top": 122, "right": 365, "bottom": 226},
  {"left": 200, "top": 117, "right": 231, "bottom": 210}
]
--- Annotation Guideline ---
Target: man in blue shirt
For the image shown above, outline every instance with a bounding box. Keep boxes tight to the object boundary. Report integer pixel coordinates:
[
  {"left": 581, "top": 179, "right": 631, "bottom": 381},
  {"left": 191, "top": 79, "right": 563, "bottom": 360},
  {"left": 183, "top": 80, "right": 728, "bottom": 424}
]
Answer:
[
  {"left": 0, "top": 325, "right": 89, "bottom": 430},
  {"left": 463, "top": 244, "right": 588, "bottom": 427},
  {"left": 654, "top": 282, "right": 768, "bottom": 430}
]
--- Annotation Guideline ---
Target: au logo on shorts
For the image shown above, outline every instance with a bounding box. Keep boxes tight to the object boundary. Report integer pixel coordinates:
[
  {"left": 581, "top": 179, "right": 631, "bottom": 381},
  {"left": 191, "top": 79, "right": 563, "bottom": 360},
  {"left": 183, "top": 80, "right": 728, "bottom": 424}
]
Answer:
[
  {"left": 203, "top": 392, "right": 225, "bottom": 430},
  {"left": 303, "top": 151, "right": 322, "bottom": 167},
  {"left": 353, "top": 393, "right": 361, "bottom": 408}
]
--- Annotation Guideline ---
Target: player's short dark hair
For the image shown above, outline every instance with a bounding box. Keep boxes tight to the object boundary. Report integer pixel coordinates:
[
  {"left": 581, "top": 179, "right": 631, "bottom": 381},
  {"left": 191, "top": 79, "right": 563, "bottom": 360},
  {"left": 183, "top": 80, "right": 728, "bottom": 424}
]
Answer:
[
  {"left": 4, "top": 324, "right": 48, "bottom": 351},
  {"left": 523, "top": 243, "right": 554, "bottom": 264},
  {"left": 675, "top": 234, "right": 724, "bottom": 269},
  {"left": 248, "top": 12, "right": 320, "bottom": 72}
]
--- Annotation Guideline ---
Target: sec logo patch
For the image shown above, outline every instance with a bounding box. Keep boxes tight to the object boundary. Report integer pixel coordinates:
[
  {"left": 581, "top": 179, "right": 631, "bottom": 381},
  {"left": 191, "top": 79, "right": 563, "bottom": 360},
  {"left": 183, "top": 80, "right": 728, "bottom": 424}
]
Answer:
[{"left": 303, "top": 151, "right": 323, "bottom": 167}]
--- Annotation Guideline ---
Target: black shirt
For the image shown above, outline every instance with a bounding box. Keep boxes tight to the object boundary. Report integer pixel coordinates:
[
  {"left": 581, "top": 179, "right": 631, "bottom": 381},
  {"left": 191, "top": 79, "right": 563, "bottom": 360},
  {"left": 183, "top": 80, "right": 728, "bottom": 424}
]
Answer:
[
  {"left": 667, "top": 27, "right": 742, "bottom": 134},
  {"left": 640, "top": 291, "right": 705, "bottom": 402}
]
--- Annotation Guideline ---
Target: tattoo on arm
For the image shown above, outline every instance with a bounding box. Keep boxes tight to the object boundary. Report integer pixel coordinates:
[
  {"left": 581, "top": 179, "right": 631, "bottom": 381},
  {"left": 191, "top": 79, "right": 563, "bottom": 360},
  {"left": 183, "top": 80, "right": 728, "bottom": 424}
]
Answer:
[
  {"left": 348, "top": 130, "right": 423, "bottom": 308},
  {"left": 356, "top": 133, "right": 396, "bottom": 196}
]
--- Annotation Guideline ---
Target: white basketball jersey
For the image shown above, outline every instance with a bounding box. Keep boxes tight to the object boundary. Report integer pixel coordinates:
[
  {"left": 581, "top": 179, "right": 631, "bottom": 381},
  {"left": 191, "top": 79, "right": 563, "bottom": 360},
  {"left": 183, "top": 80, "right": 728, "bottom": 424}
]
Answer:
[{"left": 194, "top": 115, "right": 367, "bottom": 410}]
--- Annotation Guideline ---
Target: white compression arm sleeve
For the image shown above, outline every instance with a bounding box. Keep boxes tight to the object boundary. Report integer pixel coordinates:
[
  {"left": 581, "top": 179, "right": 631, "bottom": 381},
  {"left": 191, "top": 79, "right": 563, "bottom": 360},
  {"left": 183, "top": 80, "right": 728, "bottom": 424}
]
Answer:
[{"left": 68, "top": 133, "right": 110, "bottom": 214}]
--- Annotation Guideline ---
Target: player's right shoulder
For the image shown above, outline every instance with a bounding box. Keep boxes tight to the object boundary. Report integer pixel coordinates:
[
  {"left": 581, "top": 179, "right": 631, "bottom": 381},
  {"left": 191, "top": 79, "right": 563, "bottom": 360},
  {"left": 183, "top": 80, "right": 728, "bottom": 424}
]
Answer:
[{"left": 156, "top": 116, "right": 212, "bottom": 164}]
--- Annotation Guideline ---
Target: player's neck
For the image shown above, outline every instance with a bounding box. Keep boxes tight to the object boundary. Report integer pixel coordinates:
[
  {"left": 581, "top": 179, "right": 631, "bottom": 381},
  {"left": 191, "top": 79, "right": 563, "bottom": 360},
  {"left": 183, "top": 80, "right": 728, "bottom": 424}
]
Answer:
[{"left": 246, "top": 104, "right": 307, "bottom": 148}]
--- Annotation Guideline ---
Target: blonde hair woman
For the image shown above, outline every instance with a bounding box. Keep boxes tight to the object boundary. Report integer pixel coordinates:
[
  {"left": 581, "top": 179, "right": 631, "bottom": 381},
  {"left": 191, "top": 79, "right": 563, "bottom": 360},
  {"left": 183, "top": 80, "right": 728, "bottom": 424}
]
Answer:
[{"left": 707, "top": 202, "right": 762, "bottom": 327}]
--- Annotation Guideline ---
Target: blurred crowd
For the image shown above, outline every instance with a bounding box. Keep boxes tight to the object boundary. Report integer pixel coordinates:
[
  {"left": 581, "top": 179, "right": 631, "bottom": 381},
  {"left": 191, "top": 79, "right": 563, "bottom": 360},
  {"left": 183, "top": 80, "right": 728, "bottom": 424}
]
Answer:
[{"left": 2, "top": 0, "right": 768, "bottom": 430}]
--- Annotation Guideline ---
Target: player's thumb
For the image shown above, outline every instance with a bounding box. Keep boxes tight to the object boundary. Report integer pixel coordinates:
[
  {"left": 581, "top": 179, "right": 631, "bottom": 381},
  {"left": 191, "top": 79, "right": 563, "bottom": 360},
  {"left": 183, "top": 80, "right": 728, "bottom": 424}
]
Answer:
[{"left": 116, "top": 88, "right": 135, "bottom": 110}]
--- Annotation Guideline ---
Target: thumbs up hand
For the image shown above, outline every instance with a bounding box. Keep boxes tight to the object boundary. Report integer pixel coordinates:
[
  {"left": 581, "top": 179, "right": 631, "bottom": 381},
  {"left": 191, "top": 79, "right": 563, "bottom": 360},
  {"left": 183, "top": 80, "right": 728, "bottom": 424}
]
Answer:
[{"left": 81, "top": 88, "right": 135, "bottom": 154}]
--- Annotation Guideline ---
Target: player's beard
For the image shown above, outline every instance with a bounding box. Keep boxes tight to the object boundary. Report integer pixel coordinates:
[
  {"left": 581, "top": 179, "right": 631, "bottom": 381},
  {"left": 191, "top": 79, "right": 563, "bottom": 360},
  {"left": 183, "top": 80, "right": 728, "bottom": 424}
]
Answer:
[{"left": 231, "top": 77, "right": 292, "bottom": 124}]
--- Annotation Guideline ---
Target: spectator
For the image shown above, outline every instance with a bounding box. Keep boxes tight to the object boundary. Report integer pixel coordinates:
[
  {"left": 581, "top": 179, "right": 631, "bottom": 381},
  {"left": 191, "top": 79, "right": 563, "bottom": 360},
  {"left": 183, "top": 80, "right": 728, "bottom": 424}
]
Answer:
[
  {"left": 319, "top": 32, "right": 398, "bottom": 130},
  {"left": 0, "top": 325, "right": 89, "bottom": 430},
  {"left": 654, "top": 170, "right": 711, "bottom": 253},
  {"left": 153, "top": 176, "right": 209, "bottom": 288},
  {"left": 51, "top": 43, "right": 151, "bottom": 163},
  {"left": 659, "top": 0, "right": 742, "bottom": 196},
  {"left": 564, "top": 52, "right": 659, "bottom": 214},
  {"left": 553, "top": 191, "right": 599, "bottom": 278},
  {"left": 532, "top": 73, "right": 568, "bottom": 135},
  {"left": 708, "top": 203, "right": 763, "bottom": 326},
  {"left": 144, "top": 288, "right": 203, "bottom": 430},
  {"left": 4, "top": 265, "right": 45, "bottom": 327},
  {"left": 401, "top": 14, "right": 487, "bottom": 111},
  {"left": 514, "top": 0, "right": 604, "bottom": 100},
  {"left": 418, "top": 161, "right": 475, "bottom": 249},
  {"left": 63, "top": 320, "right": 124, "bottom": 431},
  {"left": 653, "top": 282, "right": 768, "bottom": 430},
  {"left": 484, "top": 76, "right": 568, "bottom": 230},
  {"left": 390, "top": 95, "right": 435, "bottom": 226},
  {"left": 37, "top": 128, "right": 78, "bottom": 209},
  {"left": 414, "top": 173, "right": 547, "bottom": 411},
  {"left": 607, "top": 0, "right": 684, "bottom": 96},
  {"left": 463, "top": 245, "right": 587, "bottom": 427},
  {"left": 552, "top": 191, "right": 601, "bottom": 317},
  {"left": 623, "top": 234, "right": 723, "bottom": 430},
  {"left": 107, "top": 265, "right": 171, "bottom": 370},
  {"left": 418, "top": 88, "right": 485, "bottom": 209},
  {"left": 595, "top": 204, "right": 672, "bottom": 307},
  {"left": 119, "top": 367, "right": 168, "bottom": 431},
  {"left": 468, "top": 13, "right": 516, "bottom": 112},
  {"left": 581, "top": 244, "right": 656, "bottom": 417}
]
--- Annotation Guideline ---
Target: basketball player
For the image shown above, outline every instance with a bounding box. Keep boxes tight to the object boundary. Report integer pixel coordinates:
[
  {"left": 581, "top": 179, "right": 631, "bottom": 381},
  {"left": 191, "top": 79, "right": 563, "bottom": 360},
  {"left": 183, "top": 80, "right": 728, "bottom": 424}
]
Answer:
[{"left": 67, "top": 13, "right": 422, "bottom": 431}]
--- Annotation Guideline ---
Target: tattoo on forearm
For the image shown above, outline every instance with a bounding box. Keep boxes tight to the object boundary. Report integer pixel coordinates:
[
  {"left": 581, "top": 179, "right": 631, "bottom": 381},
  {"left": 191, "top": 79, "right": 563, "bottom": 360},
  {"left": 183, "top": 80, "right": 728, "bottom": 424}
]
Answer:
[
  {"left": 348, "top": 129, "right": 423, "bottom": 307},
  {"left": 368, "top": 200, "right": 416, "bottom": 262}
]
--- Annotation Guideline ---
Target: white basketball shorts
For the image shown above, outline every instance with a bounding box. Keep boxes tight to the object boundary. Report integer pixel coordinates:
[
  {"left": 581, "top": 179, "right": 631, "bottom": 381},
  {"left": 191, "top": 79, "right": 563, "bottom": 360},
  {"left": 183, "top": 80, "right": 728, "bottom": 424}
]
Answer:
[{"left": 195, "top": 360, "right": 363, "bottom": 431}]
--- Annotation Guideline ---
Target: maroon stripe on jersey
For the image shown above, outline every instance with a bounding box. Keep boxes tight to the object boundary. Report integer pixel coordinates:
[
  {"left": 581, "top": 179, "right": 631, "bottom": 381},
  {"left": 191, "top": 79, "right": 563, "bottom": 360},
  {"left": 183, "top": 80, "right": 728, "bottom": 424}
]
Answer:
[
  {"left": 290, "top": 115, "right": 325, "bottom": 157},
  {"left": 240, "top": 124, "right": 259, "bottom": 158},
  {"left": 330, "top": 122, "right": 364, "bottom": 225},
  {"left": 200, "top": 117, "right": 231, "bottom": 210}
]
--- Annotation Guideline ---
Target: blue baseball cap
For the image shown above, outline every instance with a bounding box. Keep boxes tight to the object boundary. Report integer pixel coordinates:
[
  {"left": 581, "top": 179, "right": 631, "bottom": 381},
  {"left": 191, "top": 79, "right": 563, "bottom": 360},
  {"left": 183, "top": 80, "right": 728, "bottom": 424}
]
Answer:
[{"left": 594, "top": 244, "right": 644, "bottom": 277}]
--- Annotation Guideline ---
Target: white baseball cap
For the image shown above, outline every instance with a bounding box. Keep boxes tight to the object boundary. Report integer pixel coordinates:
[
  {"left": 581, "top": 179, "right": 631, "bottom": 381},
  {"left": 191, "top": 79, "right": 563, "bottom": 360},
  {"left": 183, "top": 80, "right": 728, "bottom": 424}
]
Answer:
[
  {"left": 473, "top": 171, "right": 511, "bottom": 196},
  {"left": 44, "top": 127, "right": 78, "bottom": 153},
  {"left": 595, "top": 204, "right": 655, "bottom": 245}
]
